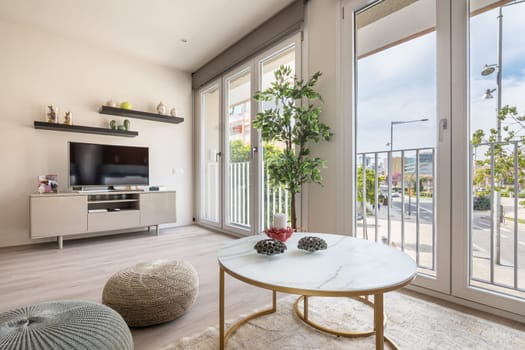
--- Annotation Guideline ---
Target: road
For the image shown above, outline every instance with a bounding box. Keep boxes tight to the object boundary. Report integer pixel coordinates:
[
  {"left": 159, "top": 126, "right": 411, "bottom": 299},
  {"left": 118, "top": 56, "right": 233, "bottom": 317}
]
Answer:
[{"left": 366, "top": 197, "right": 525, "bottom": 266}]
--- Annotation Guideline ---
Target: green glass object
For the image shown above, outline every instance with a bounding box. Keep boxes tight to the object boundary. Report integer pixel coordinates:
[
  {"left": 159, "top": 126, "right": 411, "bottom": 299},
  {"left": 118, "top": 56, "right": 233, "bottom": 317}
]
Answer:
[
  {"left": 123, "top": 119, "right": 130, "bottom": 131},
  {"left": 109, "top": 120, "right": 116, "bottom": 129}
]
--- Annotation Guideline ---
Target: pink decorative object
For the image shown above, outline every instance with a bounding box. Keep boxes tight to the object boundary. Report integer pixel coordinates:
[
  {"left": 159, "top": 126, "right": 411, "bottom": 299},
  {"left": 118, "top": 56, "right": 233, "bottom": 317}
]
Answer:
[{"left": 264, "top": 226, "right": 294, "bottom": 242}]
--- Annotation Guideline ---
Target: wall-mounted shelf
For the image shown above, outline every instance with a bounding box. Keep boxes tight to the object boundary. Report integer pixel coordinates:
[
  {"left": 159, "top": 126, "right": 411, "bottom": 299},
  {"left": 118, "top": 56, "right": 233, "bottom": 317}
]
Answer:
[
  {"left": 99, "top": 106, "right": 184, "bottom": 124},
  {"left": 34, "top": 121, "right": 138, "bottom": 137}
]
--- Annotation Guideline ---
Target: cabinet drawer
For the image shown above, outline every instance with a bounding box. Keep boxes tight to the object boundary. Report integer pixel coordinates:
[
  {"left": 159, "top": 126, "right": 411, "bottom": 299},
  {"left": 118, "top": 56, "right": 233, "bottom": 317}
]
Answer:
[
  {"left": 140, "top": 192, "right": 176, "bottom": 226},
  {"left": 88, "top": 210, "right": 140, "bottom": 232},
  {"left": 30, "top": 196, "right": 87, "bottom": 238}
]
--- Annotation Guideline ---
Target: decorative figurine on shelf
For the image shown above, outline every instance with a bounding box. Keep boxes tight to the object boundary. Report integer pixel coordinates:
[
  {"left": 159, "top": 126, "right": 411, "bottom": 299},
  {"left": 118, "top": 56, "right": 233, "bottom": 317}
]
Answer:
[
  {"left": 123, "top": 119, "right": 130, "bottom": 131},
  {"left": 46, "top": 105, "right": 58, "bottom": 123},
  {"left": 109, "top": 120, "right": 117, "bottom": 129},
  {"left": 120, "top": 101, "right": 132, "bottom": 110},
  {"left": 63, "top": 111, "right": 73, "bottom": 125},
  {"left": 264, "top": 213, "right": 293, "bottom": 242},
  {"left": 106, "top": 99, "right": 118, "bottom": 107},
  {"left": 157, "top": 101, "right": 166, "bottom": 114},
  {"left": 170, "top": 107, "right": 177, "bottom": 117},
  {"left": 117, "top": 125, "right": 125, "bottom": 131},
  {"left": 38, "top": 174, "right": 58, "bottom": 193}
]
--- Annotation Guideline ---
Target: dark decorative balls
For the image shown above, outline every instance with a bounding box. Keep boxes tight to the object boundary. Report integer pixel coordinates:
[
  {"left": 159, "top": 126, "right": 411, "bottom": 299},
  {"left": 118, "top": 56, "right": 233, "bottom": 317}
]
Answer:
[
  {"left": 254, "top": 239, "right": 287, "bottom": 256},
  {"left": 297, "top": 236, "right": 328, "bottom": 252}
]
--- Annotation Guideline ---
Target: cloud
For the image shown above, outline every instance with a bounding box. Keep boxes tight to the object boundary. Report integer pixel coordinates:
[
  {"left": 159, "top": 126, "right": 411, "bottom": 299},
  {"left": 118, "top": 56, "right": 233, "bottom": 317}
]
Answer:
[{"left": 356, "top": 4, "right": 525, "bottom": 154}]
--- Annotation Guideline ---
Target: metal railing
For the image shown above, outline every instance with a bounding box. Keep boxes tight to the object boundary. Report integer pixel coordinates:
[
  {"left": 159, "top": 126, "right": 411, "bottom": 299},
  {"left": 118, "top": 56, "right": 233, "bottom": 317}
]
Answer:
[
  {"left": 229, "top": 161, "right": 290, "bottom": 229},
  {"left": 229, "top": 162, "right": 250, "bottom": 226},
  {"left": 356, "top": 147, "right": 436, "bottom": 272},
  {"left": 470, "top": 140, "right": 525, "bottom": 296}
]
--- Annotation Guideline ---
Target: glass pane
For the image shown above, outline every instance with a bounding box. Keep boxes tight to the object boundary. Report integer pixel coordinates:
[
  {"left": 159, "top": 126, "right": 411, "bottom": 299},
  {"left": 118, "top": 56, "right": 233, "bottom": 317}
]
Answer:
[
  {"left": 354, "top": 0, "right": 437, "bottom": 274},
  {"left": 260, "top": 46, "right": 295, "bottom": 230},
  {"left": 469, "top": 0, "right": 525, "bottom": 299},
  {"left": 226, "top": 70, "right": 251, "bottom": 229},
  {"left": 201, "top": 86, "right": 220, "bottom": 223}
]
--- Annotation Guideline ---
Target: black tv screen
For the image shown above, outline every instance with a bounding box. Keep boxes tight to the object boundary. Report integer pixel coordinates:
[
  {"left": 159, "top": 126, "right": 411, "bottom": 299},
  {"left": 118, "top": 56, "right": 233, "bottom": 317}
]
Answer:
[{"left": 69, "top": 142, "right": 149, "bottom": 187}]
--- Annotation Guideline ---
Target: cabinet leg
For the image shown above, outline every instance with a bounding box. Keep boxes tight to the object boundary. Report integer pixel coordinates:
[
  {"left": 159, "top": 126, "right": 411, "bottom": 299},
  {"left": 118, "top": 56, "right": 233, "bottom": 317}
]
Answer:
[
  {"left": 156, "top": 225, "right": 159, "bottom": 236},
  {"left": 57, "top": 236, "right": 63, "bottom": 250},
  {"left": 148, "top": 226, "right": 151, "bottom": 232}
]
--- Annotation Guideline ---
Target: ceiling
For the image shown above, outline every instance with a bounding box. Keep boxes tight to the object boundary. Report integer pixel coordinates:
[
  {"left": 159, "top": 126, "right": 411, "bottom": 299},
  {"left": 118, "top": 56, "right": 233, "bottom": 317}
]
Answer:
[{"left": 0, "top": 0, "right": 296, "bottom": 72}]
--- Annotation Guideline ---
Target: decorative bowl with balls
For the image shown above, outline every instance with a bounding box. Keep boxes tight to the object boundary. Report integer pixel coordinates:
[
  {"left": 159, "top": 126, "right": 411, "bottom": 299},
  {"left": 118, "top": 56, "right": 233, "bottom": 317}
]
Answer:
[{"left": 264, "top": 226, "right": 294, "bottom": 243}]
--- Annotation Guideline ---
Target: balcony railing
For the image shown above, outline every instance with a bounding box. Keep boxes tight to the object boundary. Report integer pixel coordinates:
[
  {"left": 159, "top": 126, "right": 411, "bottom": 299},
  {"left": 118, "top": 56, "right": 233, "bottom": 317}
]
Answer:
[
  {"left": 470, "top": 140, "right": 525, "bottom": 298},
  {"left": 356, "top": 147, "right": 436, "bottom": 273},
  {"left": 358, "top": 142, "right": 525, "bottom": 298},
  {"left": 229, "top": 161, "right": 289, "bottom": 229}
]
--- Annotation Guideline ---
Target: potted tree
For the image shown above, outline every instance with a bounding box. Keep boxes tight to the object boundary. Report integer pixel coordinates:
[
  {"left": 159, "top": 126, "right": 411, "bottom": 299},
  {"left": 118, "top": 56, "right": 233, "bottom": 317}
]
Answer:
[{"left": 253, "top": 65, "right": 333, "bottom": 229}]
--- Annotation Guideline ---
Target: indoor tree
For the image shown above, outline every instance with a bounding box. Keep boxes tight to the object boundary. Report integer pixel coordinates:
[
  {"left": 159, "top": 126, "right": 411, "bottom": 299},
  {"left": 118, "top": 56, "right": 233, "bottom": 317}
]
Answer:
[{"left": 253, "top": 65, "right": 333, "bottom": 229}]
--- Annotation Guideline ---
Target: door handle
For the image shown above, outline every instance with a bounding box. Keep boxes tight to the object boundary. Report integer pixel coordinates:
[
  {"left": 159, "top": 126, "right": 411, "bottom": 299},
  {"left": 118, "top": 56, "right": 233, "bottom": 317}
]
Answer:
[
  {"left": 251, "top": 146, "right": 258, "bottom": 160},
  {"left": 439, "top": 118, "right": 448, "bottom": 142}
]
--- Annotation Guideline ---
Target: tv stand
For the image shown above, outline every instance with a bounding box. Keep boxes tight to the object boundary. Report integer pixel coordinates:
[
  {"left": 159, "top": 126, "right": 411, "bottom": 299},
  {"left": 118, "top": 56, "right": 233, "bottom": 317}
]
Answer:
[
  {"left": 30, "top": 190, "right": 176, "bottom": 249},
  {"left": 73, "top": 185, "right": 145, "bottom": 192}
]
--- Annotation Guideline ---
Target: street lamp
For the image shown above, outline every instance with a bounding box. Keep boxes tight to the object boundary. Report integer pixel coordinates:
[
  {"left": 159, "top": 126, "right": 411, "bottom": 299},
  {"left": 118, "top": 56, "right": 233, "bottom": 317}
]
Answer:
[
  {"left": 388, "top": 118, "right": 429, "bottom": 153},
  {"left": 386, "top": 118, "right": 429, "bottom": 217},
  {"left": 482, "top": 88, "right": 496, "bottom": 100}
]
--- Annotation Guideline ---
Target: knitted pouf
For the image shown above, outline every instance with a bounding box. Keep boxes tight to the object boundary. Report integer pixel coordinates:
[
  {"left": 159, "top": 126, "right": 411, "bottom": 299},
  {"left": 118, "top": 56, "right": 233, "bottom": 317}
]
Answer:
[
  {"left": 102, "top": 259, "right": 199, "bottom": 327},
  {"left": 0, "top": 300, "right": 133, "bottom": 350}
]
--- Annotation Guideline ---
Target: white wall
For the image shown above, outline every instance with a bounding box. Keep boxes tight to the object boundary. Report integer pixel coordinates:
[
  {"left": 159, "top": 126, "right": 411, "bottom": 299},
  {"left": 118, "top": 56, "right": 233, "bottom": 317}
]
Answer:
[
  {"left": 304, "top": 0, "right": 340, "bottom": 233},
  {"left": 0, "top": 19, "right": 193, "bottom": 247}
]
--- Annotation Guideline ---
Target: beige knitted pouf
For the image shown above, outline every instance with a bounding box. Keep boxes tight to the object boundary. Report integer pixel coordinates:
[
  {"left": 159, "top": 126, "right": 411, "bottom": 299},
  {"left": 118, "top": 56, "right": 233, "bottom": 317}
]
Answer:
[{"left": 102, "top": 260, "right": 199, "bottom": 327}]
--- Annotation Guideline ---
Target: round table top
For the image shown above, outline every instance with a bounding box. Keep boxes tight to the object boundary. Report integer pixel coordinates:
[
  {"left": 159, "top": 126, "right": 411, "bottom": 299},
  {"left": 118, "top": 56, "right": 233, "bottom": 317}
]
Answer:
[{"left": 218, "top": 233, "right": 417, "bottom": 296}]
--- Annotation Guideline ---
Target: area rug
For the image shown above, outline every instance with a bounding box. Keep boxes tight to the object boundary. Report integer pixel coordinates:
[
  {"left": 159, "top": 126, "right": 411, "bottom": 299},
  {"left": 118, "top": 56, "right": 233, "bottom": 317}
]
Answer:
[{"left": 162, "top": 291, "right": 525, "bottom": 350}]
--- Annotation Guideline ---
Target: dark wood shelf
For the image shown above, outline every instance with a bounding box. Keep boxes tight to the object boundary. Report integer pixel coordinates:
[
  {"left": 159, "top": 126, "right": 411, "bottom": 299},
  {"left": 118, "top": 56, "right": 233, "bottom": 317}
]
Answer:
[
  {"left": 34, "top": 121, "right": 138, "bottom": 137},
  {"left": 99, "top": 106, "right": 184, "bottom": 124}
]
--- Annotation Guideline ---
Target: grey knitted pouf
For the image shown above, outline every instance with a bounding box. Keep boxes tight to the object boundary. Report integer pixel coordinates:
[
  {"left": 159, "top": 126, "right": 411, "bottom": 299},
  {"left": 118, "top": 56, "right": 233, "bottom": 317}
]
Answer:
[
  {"left": 0, "top": 300, "right": 133, "bottom": 350},
  {"left": 103, "top": 259, "right": 199, "bottom": 327}
]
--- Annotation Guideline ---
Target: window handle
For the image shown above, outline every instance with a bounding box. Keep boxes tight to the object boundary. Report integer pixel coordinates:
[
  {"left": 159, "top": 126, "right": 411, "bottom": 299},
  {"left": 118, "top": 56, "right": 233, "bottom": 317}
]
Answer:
[
  {"left": 251, "top": 146, "right": 258, "bottom": 160},
  {"left": 216, "top": 151, "right": 222, "bottom": 162}
]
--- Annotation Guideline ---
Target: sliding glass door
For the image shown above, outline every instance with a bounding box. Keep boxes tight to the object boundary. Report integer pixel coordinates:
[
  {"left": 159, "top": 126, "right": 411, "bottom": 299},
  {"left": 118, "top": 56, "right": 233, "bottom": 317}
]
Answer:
[
  {"left": 345, "top": 0, "right": 525, "bottom": 316},
  {"left": 257, "top": 43, "right": 297, "bottom": 230},
  {"left": 352, "top": 0, "right": 451, "bottom": 293},
  {"left": 224, "top": 66, "right": 253, "bottom": 234},
  {"left": 451, "top": 0, "right": 525, "bottom": 315},
  {"left": 197, "top": 35, "right": 300, "bottom": 235},
  {"left": 199, "top": 82, "right": 221, "bottom": 228}
]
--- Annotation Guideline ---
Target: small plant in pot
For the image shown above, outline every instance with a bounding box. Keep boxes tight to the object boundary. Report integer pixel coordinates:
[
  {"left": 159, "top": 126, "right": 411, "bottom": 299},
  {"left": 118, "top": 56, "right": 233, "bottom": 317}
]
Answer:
[{"left": 253, "top": 65, "right": 333, "bottom": 230}]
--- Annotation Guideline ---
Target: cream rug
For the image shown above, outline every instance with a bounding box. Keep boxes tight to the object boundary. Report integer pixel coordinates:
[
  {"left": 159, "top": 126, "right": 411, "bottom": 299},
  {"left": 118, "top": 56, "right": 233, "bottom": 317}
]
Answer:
[{"left": 163, "top": 291, "right": 525, "bottom": 350}]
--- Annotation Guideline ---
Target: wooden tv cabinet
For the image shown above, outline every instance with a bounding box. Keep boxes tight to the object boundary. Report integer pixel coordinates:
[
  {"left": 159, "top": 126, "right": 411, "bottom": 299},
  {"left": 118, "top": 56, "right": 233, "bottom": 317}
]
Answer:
[{"left": 30, "top": 190, "right": 176, "bottom": 249}]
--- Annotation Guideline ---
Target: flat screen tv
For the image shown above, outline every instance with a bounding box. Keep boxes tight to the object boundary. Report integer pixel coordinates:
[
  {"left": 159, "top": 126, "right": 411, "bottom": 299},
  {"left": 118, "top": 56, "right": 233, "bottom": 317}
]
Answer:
[{"left": 69, "top": 142, "right": 149, "bottom": 187}]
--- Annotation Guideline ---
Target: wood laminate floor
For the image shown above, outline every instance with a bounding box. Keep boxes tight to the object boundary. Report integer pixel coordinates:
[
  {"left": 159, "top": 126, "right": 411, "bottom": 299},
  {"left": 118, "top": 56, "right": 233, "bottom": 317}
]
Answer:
[
  {"left": 0, "top": 226, "right": 270, "bottom": 350},
  {"left": 1, "top": 226, "right": 522, "bottom": 350}
]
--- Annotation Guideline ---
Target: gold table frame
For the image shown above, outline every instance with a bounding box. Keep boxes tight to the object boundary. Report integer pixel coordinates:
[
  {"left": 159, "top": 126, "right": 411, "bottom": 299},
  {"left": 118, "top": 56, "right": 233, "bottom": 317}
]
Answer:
[{"left": 219, "top": 265, "right": 415, "bottom": 350}]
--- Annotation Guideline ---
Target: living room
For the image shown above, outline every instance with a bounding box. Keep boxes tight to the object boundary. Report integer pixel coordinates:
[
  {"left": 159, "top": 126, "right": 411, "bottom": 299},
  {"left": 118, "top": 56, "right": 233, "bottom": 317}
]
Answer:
[{"left": 1, "top": 0, "right": 525, "bottom": 349}]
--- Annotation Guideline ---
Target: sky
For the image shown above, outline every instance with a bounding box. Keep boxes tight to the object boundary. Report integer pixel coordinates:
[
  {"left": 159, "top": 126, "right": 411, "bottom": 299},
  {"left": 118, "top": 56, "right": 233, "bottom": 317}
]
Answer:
[{"left": 356, "top": 1, "right": 525, "bottom": 154}]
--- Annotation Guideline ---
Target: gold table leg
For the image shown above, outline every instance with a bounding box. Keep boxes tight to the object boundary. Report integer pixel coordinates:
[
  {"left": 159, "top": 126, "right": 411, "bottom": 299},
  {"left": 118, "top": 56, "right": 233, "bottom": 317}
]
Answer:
[
  {"left": 304, "top": 295, "right": 309, "bottom": 321},
  {"left": 220, "top": 267, "right": 225, "bottom": 350},
  {"left": 294, "top": 294, "right": 399, "bottom": 349},
  {"left": 374, "top": 293, "right": 384, "bottom": 350},
  {"left": 219, "top": 268, "right": 277, "bottom": 349}
]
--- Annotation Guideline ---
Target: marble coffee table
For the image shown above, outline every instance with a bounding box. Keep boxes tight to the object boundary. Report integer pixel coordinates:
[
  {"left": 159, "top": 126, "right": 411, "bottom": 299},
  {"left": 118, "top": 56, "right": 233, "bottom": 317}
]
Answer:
[{"left": 218, "top": 233, "right": 417, "bottom": 350}]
